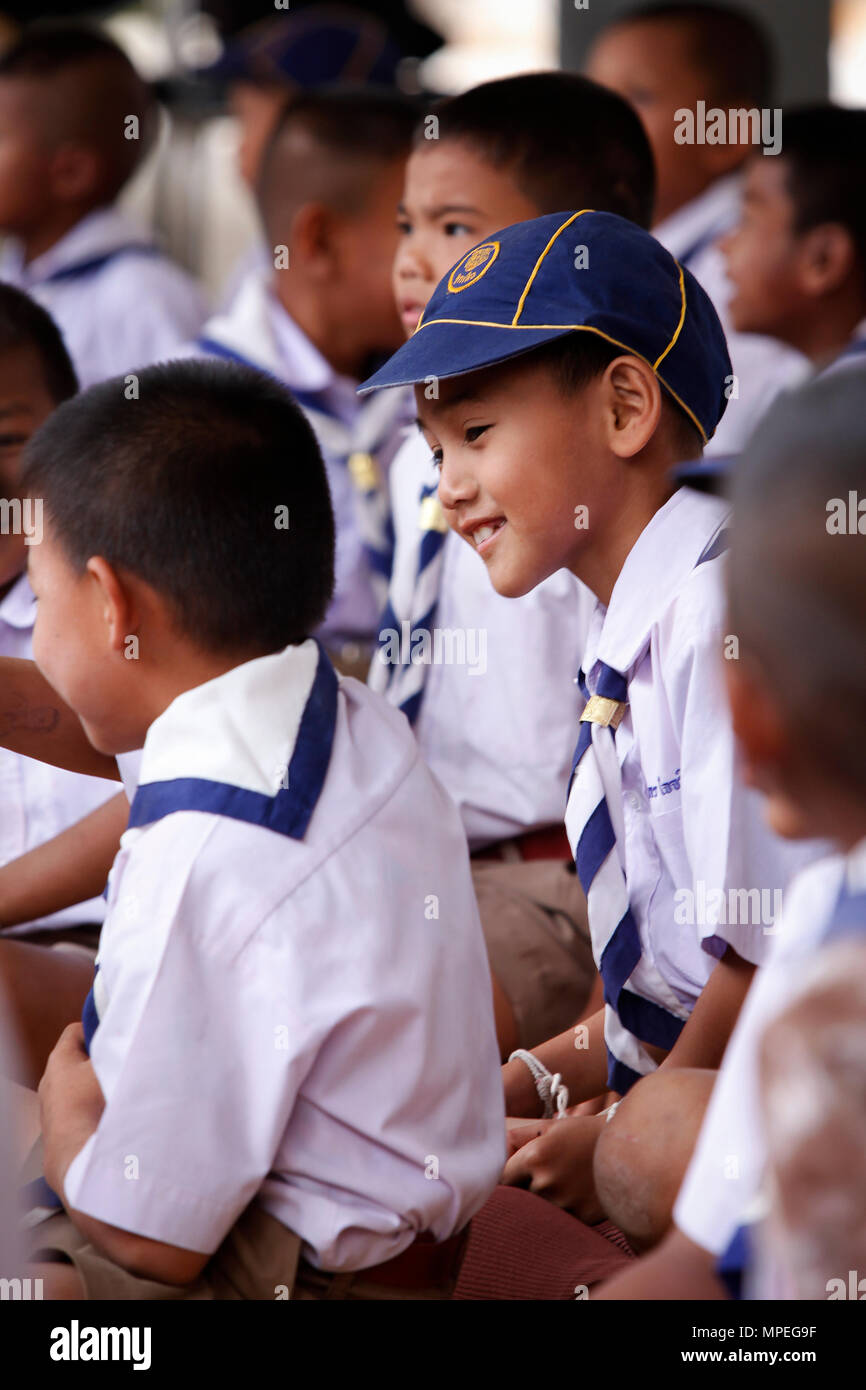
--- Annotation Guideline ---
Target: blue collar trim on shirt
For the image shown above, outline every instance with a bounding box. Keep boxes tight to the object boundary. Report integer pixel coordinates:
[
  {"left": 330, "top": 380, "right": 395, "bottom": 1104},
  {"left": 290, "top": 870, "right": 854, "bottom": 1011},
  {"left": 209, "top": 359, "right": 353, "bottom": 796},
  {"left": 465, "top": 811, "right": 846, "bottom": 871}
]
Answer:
[
  {"left": 194, "top": 335, "right": 338, "bottom": 420},
  {"left": 42, "top": 243, "right": 161, "bottom": 284},
  {"left": 127, "top": 643, "right": 339, "bottom": 840}
]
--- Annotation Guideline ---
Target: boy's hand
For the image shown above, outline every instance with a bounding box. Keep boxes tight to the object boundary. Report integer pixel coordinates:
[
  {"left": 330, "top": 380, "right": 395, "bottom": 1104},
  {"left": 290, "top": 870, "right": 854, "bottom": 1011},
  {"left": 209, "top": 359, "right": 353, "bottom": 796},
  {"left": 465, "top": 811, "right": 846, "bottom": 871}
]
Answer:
[
  {"left": 39, "top": 1021, "right": 105, "bottom": 1195},
  {"left": 502, "top": 1112, "right": 608, "bottom": 1223}
]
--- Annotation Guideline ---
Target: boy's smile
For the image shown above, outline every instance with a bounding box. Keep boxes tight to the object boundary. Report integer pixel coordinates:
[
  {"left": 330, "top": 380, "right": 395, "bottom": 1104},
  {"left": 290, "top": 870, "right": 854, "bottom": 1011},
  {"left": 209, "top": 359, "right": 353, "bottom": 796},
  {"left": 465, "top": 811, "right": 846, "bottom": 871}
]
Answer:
[{"left": 415, "top": 357, "right": 611, "bottom": 600}]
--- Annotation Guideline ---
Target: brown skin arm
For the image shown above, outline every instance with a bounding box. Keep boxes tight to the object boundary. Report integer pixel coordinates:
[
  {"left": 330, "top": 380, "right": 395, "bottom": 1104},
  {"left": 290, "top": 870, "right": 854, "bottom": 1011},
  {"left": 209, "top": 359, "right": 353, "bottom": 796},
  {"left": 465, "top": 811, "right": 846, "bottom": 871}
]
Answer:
[
  {"left": 502, "top": 1006, "right": 611, "bottom": 1117},
  {"left": 594, "top": 1225, "right": 728, "bottom": 1300},
  {"left": 40, "top": 1023, "right": 209, "bottom": 1286},
  {"left": 0, "top": 657, "right": 119, "bottom": 779},
  {"left": 662, "top": 945, "right": 755, "bottom": 1072},
  {"left": 0, "top": 791, "right": 128, "bottom": 930}
]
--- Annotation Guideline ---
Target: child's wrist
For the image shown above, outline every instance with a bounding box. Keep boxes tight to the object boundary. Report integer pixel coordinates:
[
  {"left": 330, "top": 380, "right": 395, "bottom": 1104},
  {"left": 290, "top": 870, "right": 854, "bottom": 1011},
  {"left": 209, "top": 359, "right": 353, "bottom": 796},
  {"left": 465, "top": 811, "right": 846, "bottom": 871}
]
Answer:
[{"left": 502, "top": 1056, "right": 544, "bottom": 1117}]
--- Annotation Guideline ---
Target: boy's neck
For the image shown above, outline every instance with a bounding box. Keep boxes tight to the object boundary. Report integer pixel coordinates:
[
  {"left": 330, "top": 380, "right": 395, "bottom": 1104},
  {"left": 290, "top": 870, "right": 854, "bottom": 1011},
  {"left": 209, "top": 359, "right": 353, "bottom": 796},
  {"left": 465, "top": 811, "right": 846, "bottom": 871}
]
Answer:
[
  {"left": 19, "top": 203, "right": 101, "bottom": 266},
  {"left": 271, "top": 273, "right": 360, "bottom": 382},
  {"left": 572, "top": 472, "right": 677, "bottom": 609},
  {"left": 789, "top": 298, "right": 866, "bottom": 368}
]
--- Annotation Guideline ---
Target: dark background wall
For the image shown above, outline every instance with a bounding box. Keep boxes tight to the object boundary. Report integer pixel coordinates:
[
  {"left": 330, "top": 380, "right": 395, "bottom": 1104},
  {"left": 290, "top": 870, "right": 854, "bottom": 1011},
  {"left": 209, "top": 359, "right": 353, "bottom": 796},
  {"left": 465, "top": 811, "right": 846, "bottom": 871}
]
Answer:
[{"left": 559, "top": 0, "right": 831, "bottom": 105}]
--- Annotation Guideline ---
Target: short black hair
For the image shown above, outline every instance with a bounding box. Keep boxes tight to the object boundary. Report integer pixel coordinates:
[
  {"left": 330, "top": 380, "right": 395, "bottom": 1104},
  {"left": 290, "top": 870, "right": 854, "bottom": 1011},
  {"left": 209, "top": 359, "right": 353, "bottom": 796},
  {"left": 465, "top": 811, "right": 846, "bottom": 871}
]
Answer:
[
  {"left": 729, "top": 370, "right": 866, "bottom": 797},
  {"left": 532, "top": 332, "right": 704, "bottom": 459},
  {"left": 777, "top": 106, "right": 866, "bottom": 270},
  {"left": 613, "top": 3, "right": 774, "bottom": 108},
  {"left": 419, "top": 72, "right": 655, "bottom": 230},
  {"left": 0, "top": 24, "right": 157, "bottom": 198},
  {"left": 21, "top": 360, "right": 335, "bottom": 657},
  {"left": 0, "top": 282, "right": 78, "bottom": 403},
  {"left": 257, "top": 86, "right": 419, "bottom": 233}
]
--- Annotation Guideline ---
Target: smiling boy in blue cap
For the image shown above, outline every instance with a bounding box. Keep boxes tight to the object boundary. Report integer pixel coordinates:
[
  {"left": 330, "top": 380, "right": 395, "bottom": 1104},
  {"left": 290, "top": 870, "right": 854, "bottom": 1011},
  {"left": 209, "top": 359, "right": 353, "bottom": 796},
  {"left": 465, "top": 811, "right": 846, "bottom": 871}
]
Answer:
[{"left": 362, "top": 210, "right": 824, "bottom": 1240}]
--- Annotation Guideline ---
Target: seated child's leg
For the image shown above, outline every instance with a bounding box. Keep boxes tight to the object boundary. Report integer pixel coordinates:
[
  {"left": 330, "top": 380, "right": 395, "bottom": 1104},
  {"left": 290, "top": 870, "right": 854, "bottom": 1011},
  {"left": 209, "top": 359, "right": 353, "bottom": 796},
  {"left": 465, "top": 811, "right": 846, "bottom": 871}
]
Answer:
[
  {"left": 472, "top": 858, "right": 595, "bottom": 1056},
  {"left": 593, "top": 1067, "right": 716, "bottom": 1252},
  {"left": 0, "top": 941, "right": 93, "bottom": 1087}
]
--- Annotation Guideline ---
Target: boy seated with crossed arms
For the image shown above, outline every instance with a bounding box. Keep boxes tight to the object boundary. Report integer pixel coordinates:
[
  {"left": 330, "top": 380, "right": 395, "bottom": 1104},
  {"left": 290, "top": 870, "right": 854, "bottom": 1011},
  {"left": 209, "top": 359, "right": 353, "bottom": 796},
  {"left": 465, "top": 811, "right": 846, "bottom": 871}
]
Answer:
[
  {"left": 361, "top": 210, "right": 822, "bottom": 1240},
  {"left": 3, "top": 358, "right": 503, "bottom": 1300},
  {"left": 597, "top": 370, "right": 866, "bottom": 1298}
]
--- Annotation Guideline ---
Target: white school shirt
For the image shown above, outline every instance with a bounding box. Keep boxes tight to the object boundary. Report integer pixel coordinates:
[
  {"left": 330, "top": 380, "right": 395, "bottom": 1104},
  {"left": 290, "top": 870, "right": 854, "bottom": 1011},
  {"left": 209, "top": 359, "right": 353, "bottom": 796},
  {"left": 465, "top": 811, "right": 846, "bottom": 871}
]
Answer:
[
  {"left": 578, "top": 487, "right": 823, "bottom": 1014},
  {"left": 0, "top": 207, "right": 207, "bottom": 389},
  {"left": 0, "top": 575, "right": 116, "bottom": 934},
  {"left": 384, "top": 428, "right": 596, "bottom": 849},
  {"left": 63, "top": 642, "right": 505, "bottom": 1269},
  {"left": 674, "top": 840, "right": 866, "bottom": 1257},
  {"left": 179, "top": 272, "right": 409, "bottom": 649},
  {"left": 653, "top": 175, "right": 809, "bottom": 456}
]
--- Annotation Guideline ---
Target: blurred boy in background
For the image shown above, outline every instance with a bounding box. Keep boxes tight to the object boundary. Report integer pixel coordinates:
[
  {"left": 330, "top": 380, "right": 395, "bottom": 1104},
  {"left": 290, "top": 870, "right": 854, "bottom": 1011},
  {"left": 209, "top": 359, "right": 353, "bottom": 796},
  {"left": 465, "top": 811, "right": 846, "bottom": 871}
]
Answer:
[
  {"left": 0, "top": 25, "right": 206, "bottom": 387},
  {"left": 586, "top": 1, "right": 808, "bottom": 452}
]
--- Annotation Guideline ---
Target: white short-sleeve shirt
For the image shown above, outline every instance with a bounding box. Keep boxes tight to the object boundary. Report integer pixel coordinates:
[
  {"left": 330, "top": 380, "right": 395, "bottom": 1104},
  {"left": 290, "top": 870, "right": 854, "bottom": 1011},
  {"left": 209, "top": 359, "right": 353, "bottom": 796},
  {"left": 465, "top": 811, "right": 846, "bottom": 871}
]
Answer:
[
  {"left": 0, "top": 575, "right": 118, "bottom": 934},
  {"left": 64, "top": 642, "right": 504, "bottom": 1269},
  {"left": 674, "top": 842, "right": 864, "bottom": 1257},
  {"left": 0, "top": 207, "right": 207, "bottom": 390},
  {"left": 381, "top": 429, "right": 596, "bottom": 849},
  {"left": 577, "top": 488, "right": 825, "bottom": 1013}
]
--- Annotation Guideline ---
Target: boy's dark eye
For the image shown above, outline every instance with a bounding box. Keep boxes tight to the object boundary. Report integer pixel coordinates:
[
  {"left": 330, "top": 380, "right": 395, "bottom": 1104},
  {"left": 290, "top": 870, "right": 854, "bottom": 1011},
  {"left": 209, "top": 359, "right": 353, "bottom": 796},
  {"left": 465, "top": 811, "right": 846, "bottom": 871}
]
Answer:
[
  {"left": 465, "top": 424, "right": 491, "bottom": 443},
  {"left": 0, "top": 433, "right": 27, "bottom": 448},
  {"left": 396, "top": 216, "right": 412, "bottom": 235},
  {"left": 430, "top": 446, "right": 444, "bottom": 469},
  {"left": 444, "top": 221, "right": 473, "bottom": 238}
]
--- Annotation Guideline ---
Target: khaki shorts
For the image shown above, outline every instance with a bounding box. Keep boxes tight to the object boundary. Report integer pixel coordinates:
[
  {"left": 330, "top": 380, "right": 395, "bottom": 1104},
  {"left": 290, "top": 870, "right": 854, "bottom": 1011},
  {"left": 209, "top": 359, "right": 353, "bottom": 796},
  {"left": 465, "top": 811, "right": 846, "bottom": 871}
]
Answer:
[
  {"left": 29, "top": 1201, "right": 302, "bottom": 1301},
  {"left": 472, "top": 858, "right": 595, "bottom": 1050}
]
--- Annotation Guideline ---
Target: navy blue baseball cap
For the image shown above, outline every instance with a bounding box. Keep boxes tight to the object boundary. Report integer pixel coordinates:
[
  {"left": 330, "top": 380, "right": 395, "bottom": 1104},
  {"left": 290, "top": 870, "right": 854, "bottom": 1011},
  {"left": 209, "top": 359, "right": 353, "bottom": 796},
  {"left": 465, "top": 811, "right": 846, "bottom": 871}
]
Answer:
[
  {"left": 205, "top": 6, "right": 403, "bottom": 89},
  {"left": 360, "top": 210, "right": 732, "bottom": 443}
]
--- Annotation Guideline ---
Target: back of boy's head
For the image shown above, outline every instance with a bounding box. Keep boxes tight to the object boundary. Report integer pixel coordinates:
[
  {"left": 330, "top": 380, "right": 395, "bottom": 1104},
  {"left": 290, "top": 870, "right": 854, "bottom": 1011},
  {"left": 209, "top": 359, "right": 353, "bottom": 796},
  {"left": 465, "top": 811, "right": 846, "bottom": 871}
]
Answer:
[
  {"left": 256, "top": 87, "right": 419, "bottom": 241},
  {"left": 21, "top": 360, "right": 336, "bottom": 657},
  {"left": 775, "top": 106, "right": 866, "bottom": 273},
  {"left": 611, "top": 2, "right": 773, "bottom": 107},
  {"left": 729, "top": 372, "right": 866, "bottom": 796},
  {"left": 420, "top": 71, "right": 656, "bottom": 230},
  {"left": 0, "top": 282, "right": 78, "bottom": 404},
  {"left": 0, "top": 24, "right": 156, "bottom": 202}
]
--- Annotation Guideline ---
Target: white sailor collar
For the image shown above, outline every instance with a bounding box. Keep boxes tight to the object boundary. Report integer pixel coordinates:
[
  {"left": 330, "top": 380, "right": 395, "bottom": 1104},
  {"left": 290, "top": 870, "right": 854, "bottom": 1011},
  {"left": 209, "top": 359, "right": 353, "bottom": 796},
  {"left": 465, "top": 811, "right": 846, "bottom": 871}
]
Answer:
[
  {"left": 1, "top": 207, "right": 154, "bottom": 288},
  {"left": 128, "top": 638, "right": 338, "bottom": 841},
  {"left": 583, "top": 487, "right": 731, "bottom": 679}
]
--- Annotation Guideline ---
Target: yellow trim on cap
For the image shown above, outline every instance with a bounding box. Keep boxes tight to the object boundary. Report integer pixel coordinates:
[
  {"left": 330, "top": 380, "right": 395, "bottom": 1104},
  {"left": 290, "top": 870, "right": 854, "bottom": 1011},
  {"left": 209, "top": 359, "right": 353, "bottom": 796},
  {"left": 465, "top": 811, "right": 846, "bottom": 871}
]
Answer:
[
  {"left": 406, "top": 316, "right": 709, "bottom": 442},
  {"left": 653, "top": 261, "right": 687, "bottom": 371},
  {"left": 511, "top": 210, "right": 592, "bottom": 327}
]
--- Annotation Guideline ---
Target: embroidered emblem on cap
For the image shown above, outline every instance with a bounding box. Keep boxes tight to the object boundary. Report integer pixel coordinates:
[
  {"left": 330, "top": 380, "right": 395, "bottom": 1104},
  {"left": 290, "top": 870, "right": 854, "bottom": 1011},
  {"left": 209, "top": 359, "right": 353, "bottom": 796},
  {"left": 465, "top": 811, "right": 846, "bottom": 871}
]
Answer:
[{"left": 447, "top": 240, "right": 500, "bottom": 293}]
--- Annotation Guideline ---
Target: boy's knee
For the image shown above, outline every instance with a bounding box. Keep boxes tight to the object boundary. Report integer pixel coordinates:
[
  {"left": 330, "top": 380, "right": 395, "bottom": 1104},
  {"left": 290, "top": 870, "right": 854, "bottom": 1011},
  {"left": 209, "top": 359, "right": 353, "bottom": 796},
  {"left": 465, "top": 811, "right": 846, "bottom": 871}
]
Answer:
[{"left": 593, "top": 1067, "right": 716, "bottom": 1252}]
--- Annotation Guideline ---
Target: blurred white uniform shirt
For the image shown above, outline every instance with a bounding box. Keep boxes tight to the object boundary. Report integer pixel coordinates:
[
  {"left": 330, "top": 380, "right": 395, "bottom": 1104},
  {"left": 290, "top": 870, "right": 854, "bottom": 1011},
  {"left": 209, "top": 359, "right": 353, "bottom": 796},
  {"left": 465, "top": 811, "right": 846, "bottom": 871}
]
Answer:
[
  {"left": 653, "top": 174, "right": 809, "bottom": 455},
  {"left": 0, "top": 206, "right": 207, "bottom": 388},
  {"left": 64, "top": 642, "right": 504, "bottom": 1269},
  {"left": 382, "top": 428, "right": 595, "bottom": 850},
  {"left": 675, "top": 842, "right": 865, "bottom": 1257},
  {"left": 0, "top": 575, "right": 116, "bottom": 934}
]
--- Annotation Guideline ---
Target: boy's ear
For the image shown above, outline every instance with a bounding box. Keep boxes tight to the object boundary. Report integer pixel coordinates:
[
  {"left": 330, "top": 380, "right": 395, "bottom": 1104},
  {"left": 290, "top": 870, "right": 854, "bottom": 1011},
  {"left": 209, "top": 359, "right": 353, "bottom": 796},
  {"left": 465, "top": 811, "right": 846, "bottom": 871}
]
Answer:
[
  {"left": 289, "top": 201, "right": 337, "bottom": 278},
  {"left": 798, "top": 222, "right": 858, "bottom": 298},
  {"left": 49, "top": 142, "right": 102, "bottom": 205},
  {"left": 602, "top": 357, "right": 663, "bottom": 458},
  {"left": 85, "top": 555, "right": 137, "bottom": 655}
]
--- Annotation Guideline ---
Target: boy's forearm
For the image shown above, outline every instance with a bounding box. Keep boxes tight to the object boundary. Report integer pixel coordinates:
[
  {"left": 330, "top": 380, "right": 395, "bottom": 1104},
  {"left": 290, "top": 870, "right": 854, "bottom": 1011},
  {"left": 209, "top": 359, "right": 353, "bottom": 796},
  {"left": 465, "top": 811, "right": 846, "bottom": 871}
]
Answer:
[
  {"left": 504, "top": 1007, "right": 610, "bottom": 1115},
  {"left": 663, "top": 946, "right": 755, "bottom": 1072},
  {"left": 593, "top": 1227, "right": 727, "bottom": 1300},
  {"left": 0, "top": 792, "right": 128, "bottom": 929},
  {"left": 64, "top": 1206, "right": 210, "bottom": 1286},
  {"left": 0, "top": 657, "right": 119, "bottom": 779}
]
